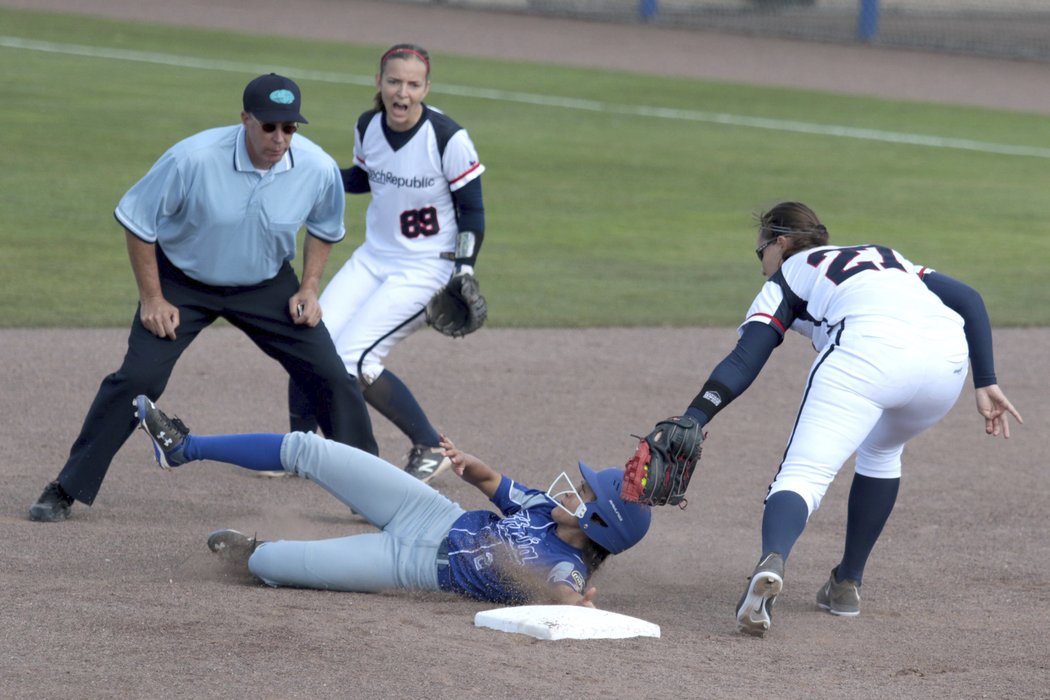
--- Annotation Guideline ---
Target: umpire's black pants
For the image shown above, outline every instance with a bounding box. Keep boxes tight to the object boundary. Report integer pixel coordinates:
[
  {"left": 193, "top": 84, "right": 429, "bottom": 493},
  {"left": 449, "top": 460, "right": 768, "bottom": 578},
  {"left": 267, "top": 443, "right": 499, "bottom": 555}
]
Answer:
[{"left": 56, "top": 248, "right": 377, "bottom": 505}]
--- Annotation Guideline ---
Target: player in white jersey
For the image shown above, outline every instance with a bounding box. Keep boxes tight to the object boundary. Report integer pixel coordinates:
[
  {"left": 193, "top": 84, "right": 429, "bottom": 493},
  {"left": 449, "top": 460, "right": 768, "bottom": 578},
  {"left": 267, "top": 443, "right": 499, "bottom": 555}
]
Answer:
[
  {"left": 288, "top": 44, "right": 486, "bottom": 483},
  {"left": 660, "top": 201, "right": 1021, "bottom": 636}
]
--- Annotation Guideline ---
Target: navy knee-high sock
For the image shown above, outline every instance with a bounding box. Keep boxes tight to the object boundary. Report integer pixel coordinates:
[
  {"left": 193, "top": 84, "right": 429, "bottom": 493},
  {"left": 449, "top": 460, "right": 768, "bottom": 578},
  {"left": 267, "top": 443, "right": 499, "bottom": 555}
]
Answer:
[
  {"left": 836, "top": 473, "right": 900, "bottom": 584},
  {"left": 761, "top": 490, "right": 809, "bottom": 561},
  {"left": 363, "top": 370, "right": 440, "bottom": 447},
  {"left": 181, "top": 433, "right": 286, "bottom": 472}
]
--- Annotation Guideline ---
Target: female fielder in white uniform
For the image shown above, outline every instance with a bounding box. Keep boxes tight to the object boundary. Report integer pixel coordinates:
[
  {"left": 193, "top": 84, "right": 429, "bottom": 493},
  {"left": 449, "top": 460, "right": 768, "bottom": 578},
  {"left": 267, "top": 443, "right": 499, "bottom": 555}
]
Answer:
[
  {"left": 288, "top": 44, "right": 486, "bottom": 482},
  {"left": 664, "top": 201, "right": 1021, "bottom": 636}
]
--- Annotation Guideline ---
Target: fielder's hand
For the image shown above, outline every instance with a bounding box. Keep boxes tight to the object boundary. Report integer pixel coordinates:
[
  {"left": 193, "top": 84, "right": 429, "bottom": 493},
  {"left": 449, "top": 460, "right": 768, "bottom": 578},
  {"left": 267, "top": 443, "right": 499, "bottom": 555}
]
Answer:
[{"left": 975, "top": 384, "right": 1023, "bottom": 438}]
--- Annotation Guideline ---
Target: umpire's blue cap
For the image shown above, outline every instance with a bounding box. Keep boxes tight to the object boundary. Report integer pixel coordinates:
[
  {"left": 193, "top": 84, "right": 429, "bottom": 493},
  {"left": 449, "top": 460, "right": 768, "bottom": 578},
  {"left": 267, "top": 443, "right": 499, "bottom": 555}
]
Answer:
[{"left": 243, "top": 73, "right": 308, "bottom": 124}]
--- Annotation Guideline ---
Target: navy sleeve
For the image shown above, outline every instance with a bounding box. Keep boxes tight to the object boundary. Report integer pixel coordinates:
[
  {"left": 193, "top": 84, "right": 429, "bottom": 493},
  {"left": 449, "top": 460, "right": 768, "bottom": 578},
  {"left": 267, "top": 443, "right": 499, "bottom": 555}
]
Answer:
[
  {"left": 922, "top": 271, "right": 997, "bottom": 387},
  {"left": 686, "top": 322, "right": 780, "bottom": 426},
  {"left": 341, "top": 110, "right": 379, "bottom": 194},
  {"left": 450, "top": 177, "right": 485, "bottom": 265},
  {"left": 340, "top": 166, "right": 370, "bottom": 194}
]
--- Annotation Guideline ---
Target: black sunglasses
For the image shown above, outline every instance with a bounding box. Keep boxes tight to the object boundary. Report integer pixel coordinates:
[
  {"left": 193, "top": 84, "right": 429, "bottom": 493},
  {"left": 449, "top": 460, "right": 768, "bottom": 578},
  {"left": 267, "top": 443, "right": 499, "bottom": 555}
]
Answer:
[
  {"left": 755, "top": 237, "right": 778, "bottom": 262},
  {"left": 252, "top": 115, "right": 298, "bottom": 135}
]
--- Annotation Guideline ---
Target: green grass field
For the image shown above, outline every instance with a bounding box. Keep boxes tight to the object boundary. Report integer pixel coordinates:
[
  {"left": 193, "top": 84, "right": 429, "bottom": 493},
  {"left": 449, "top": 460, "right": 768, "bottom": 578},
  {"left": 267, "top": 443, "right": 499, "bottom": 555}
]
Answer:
[{"left": 2, "top": 7, "right": 1048, "bottom": 327}]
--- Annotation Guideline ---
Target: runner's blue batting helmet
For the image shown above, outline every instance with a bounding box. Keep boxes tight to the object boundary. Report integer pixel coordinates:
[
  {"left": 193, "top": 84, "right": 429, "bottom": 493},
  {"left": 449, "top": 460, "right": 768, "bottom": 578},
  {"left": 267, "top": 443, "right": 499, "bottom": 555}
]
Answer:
[{"left": 577, "top": 461, "right": 652, "bottom": 554}]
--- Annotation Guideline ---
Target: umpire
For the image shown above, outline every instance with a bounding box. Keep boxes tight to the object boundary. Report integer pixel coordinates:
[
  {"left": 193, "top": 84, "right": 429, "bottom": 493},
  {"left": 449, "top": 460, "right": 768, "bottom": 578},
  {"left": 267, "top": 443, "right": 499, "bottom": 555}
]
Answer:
[{"left": 30, "top": 73, "right": 378, "bottom": 522}]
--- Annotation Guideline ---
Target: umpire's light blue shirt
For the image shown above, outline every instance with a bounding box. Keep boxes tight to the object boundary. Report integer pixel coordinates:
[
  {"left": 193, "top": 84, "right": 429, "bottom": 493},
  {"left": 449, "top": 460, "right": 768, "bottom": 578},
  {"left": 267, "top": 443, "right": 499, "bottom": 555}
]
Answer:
[{"left": 115, "top": 124, "right": 346, "bottom": 286}]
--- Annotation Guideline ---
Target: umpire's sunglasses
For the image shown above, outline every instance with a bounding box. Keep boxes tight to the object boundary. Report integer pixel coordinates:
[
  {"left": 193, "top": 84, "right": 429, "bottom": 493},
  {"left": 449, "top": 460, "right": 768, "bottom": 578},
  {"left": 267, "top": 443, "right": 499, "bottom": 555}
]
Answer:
[{"left": 251, "top": 114, "right": 298, "bottom": 135}]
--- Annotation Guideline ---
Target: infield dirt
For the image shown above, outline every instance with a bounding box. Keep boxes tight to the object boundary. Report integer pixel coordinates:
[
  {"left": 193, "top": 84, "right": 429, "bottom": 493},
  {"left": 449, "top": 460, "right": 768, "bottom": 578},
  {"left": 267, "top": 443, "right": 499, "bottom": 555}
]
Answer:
[{"left": 2, "top": 2, "right": 1048, "bottom": 697}]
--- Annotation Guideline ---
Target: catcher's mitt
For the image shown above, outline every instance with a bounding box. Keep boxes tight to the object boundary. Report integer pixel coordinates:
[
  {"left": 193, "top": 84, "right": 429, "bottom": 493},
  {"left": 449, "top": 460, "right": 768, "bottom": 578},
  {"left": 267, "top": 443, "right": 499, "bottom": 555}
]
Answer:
[
  {"left": 620, "top": 415, "right": 704, "bottom": 507},
  {"left": 425, "top": 273, "right": 488, "bottom": 338}
]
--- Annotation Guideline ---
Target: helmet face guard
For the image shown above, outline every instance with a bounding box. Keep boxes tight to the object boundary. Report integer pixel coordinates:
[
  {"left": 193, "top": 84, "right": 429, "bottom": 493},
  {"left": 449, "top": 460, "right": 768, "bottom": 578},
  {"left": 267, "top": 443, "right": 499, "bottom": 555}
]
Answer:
[
  {"left": 575, "top": 462, "right": 652, "bottom": 555},
  {"left": 546, "top": 472, "right": 587, "bottom": 519}
]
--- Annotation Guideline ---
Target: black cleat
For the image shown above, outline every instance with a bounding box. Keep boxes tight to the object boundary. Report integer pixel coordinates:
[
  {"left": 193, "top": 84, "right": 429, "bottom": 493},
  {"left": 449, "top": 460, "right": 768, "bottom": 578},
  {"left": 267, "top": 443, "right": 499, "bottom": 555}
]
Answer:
[{"left": 29, "top": 481, "right": 74, "bottom": 522}]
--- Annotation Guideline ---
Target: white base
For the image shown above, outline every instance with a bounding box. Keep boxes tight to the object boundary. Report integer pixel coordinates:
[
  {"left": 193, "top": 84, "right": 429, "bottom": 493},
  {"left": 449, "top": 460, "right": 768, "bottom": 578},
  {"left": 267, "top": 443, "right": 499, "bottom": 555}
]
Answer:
[{"left": 474, "top": 605, "right": 661, "bottom": 641}]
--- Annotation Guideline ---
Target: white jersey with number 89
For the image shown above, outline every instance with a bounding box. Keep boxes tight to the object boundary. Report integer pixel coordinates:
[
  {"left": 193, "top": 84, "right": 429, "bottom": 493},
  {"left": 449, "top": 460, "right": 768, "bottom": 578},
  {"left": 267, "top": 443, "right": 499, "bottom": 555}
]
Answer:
[{"left": 353, "top": 106, "right": 484, "bottom": 260}]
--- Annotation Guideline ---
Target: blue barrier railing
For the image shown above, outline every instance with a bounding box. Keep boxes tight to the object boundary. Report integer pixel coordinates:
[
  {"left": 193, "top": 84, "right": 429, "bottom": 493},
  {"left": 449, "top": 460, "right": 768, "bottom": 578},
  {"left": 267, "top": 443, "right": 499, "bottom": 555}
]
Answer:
[
  {"left": 857, "top": 0, "right": 880, "bottom": 41},
  {"left": 637, "top": 0, "right": 883, "bottom": 41}
]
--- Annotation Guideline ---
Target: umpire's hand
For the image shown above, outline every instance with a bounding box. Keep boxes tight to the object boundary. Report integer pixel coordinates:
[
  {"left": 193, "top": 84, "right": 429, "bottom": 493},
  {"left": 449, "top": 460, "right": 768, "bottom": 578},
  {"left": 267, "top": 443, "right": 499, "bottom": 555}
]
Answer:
[
  {"left": 139, "top": 295, "right": 179, "bottom": 340},
  {"left": 290, "top": 294, "right": 322, "bottom": 327}
]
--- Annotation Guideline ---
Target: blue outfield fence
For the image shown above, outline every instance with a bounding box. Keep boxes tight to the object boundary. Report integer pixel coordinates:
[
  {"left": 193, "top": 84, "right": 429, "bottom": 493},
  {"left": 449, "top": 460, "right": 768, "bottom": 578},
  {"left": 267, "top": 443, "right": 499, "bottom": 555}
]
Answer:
[
  {"left": 391, "top": 0, "right": 1050, "bottom": 62},
  {"left": 856, "top": 0, "right": 879, "bottom": 40},
  {"left": 640, "top": 0, "right": 660, "bottom": 20}
]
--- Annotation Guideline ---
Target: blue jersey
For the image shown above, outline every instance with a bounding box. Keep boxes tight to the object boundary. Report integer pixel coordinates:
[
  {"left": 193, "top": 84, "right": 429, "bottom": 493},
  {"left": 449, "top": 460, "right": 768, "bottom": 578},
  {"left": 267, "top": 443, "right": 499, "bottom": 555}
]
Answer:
[{"left": 441, "top": 476, "right": 589, "bottom": 604}]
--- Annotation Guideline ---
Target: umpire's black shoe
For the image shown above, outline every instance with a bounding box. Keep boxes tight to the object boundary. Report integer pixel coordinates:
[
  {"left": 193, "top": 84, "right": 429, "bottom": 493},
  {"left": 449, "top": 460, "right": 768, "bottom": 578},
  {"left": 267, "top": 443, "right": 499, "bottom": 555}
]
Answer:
[{"left": 29, "top": 481, "right": 74, "bottom": 522}]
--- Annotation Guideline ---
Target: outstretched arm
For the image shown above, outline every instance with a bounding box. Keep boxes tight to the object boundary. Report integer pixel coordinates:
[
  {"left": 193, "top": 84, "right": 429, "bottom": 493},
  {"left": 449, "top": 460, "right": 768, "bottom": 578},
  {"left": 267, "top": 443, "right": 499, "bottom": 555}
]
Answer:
[
  {"left": 440, "top": 436, "right": 502, "bottom": 498},
  {"left": 975, "top": 384, "right": 1023, "bottom": 439},
  {"left": 685, "top": 321, "right": 780, "bottom": 426}
]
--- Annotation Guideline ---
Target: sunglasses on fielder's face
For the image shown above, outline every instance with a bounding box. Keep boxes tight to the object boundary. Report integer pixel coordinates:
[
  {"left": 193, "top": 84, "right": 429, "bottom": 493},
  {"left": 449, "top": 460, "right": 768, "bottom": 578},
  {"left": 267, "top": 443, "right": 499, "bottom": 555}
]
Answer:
[
  {"left": 250, "top": 114, "right": 299, "bottom": 135},
  {"left": 755, "top": 237, "right": 779, "bottom": 262}
]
